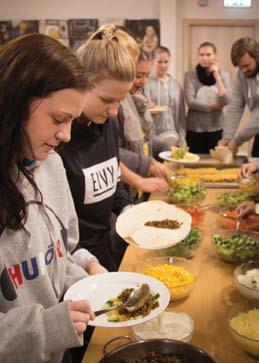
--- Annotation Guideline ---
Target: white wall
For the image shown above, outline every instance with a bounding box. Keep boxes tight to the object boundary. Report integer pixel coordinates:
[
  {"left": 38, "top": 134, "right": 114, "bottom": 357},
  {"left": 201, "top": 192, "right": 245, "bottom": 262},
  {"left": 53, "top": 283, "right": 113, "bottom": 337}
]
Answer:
[
  {"left": 1, "top": 0, "right": 259, "bottom": 78},
  {"left": 178, "top": 0, "right": 259, "bottom": 19},
  {"left": 0, "top": 0, "right": 160, "bottom": 19}
]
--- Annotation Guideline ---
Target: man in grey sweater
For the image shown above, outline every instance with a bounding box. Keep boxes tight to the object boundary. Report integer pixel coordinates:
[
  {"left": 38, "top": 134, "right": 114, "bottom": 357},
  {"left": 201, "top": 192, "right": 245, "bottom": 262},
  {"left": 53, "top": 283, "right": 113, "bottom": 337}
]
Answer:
[{"left": 219, "top": 37, "right": 259, "bottom": 156}]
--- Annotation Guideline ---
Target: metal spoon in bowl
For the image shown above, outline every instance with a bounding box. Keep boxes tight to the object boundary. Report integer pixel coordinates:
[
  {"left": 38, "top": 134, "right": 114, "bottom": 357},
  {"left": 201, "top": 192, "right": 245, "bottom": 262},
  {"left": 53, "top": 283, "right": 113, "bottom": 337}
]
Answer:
[
  {"left": 94, "top": 283, "right": 150, "bottom": 317},
  {"left": 236, "top": 207, "right": 243, "bottom": 231}
]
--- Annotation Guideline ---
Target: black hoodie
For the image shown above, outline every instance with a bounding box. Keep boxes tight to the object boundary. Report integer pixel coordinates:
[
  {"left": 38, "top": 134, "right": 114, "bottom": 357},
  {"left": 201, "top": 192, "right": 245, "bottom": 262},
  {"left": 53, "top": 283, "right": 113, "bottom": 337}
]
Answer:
[{"left": 59, "top": 117, "right": 131, "bottom": 270}]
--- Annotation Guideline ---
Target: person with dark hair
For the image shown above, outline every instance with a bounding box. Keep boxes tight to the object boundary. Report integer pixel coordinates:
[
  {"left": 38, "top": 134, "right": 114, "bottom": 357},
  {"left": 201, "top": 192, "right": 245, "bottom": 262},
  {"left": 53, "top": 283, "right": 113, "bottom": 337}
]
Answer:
[
  {"left": 148, "top": 46, "right": 186, "bottom": 147},
  {"left": 0, "top": 33, "right": 108, "bottom": 363},
  {"left": 184, "top": 41, "right": 231, "bottom": 154},
  {"left": 219, "top": 37, "right": 259, "bottom": 157}
]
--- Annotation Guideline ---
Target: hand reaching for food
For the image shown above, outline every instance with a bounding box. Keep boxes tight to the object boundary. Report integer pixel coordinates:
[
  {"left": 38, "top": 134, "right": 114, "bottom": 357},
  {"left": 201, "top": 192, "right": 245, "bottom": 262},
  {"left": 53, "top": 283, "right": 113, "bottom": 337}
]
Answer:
[{"left": 239, "top": 162, "right": 257, "bottom": 179}]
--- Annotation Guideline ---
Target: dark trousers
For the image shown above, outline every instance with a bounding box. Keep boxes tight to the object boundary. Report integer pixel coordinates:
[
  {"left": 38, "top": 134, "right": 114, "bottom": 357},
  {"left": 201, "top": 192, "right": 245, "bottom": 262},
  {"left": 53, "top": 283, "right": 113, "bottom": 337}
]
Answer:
[
  {"left": 186, "top": 129, "right": 223, "bottom": 154},
  {"left": 252, "top": 134, "right": 259, "bottom": 157},
  {"left": 62, "top": 326, "right": 95, "bottom": 363}
]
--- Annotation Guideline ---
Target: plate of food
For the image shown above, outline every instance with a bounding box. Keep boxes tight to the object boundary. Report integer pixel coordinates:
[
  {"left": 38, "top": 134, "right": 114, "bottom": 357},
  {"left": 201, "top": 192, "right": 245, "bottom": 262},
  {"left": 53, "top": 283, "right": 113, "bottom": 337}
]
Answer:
[
  {"left": 196, "top": 85, "right": 218, "bottom": 105},
  {"left": 116, "top": 200, "right": 192, "bottom": 249},
  {"left": 148, "top": 105, "right": 168, "bottom": 115},
  {"left": 159, "top": 147, "right": 200, "bottom": 163},
  {"left": 64, "top": 272, "right": 170, "bottom": 328}
]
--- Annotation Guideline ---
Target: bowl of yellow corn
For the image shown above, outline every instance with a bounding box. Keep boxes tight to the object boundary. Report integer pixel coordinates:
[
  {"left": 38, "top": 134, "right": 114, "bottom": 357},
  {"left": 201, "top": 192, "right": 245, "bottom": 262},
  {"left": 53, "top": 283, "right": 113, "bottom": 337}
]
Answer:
[{"left": 136, "top": 256, "right": 200, "bottom": 301}]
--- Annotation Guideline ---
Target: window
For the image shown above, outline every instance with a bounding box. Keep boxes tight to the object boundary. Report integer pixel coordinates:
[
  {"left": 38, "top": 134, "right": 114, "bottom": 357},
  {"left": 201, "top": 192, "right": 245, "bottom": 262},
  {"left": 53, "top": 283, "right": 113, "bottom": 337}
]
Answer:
[{"left": 223, "top": 0, "right": 252, "bottom": 7}]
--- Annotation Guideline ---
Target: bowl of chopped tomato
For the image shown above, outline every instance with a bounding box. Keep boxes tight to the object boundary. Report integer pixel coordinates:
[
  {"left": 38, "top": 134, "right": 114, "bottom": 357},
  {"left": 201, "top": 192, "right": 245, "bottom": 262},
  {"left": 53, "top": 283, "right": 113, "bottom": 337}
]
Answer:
[
  {"left": 219, "top": 207, "right": 259, "bottom": 232},
  {"left": 178, "top": 205, "right": 206, "bottom": 226}
]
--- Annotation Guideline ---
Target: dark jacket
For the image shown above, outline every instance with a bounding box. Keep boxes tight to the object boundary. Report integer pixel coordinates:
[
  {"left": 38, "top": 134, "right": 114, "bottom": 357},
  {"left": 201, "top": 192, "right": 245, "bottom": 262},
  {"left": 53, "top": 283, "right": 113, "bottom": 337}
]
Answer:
[{"left": 59, "top": 118, "right": 131, "bottom": 270}]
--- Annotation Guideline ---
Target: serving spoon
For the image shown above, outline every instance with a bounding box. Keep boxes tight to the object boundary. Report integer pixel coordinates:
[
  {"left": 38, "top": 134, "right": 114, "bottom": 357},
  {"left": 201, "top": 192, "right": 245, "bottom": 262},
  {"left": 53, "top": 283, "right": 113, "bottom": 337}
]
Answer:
[{"left": 94, "top": 283, "right": 150, "bottom": 317}]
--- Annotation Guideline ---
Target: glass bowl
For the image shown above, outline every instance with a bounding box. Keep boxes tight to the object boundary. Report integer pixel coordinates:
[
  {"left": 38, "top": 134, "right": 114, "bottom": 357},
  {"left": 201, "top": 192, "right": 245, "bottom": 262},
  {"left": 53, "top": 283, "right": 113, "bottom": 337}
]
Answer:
[
  {"left": 158, "top": 227, "right": 203, "bottom": 259},
  {"left": 131, "top": 311, "right": 194, "bottom": 342},
  {"left": 211, "top": 228, "right": 259, "bottom": 264},
  {"left": 216, "top": 190, "right": 255, "bottom": 208},
  {"left": 234, "top": 260, "right": 259, "bottom": 305},
  {"left": 227, "top": 300, "right": 259, "bottom": 357},
  {"left": 166, "top": 174, "right": 201, "bottom": 189},
  {"left": 218, "top": 206, "right": 259, "bottom": 231},
  {"left": 177, "top": 205, "right": 206, "bottom": 227},
  {"left": 168, "top": 179, "right": 207, "bottom": 206},
  {"left": 135, "top": 256, "right": 200, "bottom": 301},
  {"left": 239, "top": 176, "right": 259, "bottom": 193}
]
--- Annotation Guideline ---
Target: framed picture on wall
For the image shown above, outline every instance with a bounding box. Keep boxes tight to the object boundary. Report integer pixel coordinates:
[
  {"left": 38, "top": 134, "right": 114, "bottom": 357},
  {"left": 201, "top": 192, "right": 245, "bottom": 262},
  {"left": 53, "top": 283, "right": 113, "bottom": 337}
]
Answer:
[
  {"left": 39, "top": 20, "right": 69, "bottom": 47},
  {"left": 68, "top": 19, "right": 98, "bottom": 51},
  {"left": 125, "top": 19, "right": 160, "bottom": 56},
  {"left": 0, "top": 21, "right": 12, "bottom": 45},
  {"left": 11, "top": 20, "right": 39, "bottom": 38}
]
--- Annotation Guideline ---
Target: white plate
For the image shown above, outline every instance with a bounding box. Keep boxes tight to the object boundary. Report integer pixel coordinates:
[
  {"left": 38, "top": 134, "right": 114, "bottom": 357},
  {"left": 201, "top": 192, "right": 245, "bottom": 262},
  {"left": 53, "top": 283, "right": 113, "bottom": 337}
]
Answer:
[
  {"left": 159, "top": 151, "right": 200, "bottom": 163},
  {"left": 116, "top": 200, "right": 192, "bottom": 249},
  {"left": 196, "top": 85, "right": 218, "bottom": 105},
  {"left": 64, "top": 272, "right": 170, "bottom": 328},
  {"left": 149, "top": 105, "right": 168, "bottom": 114}
]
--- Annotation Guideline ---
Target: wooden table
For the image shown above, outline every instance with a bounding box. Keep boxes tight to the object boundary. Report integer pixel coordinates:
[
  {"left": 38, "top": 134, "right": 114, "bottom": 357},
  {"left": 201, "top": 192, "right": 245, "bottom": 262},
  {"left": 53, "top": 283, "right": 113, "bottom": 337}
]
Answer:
[{"left": 83, "top": 189, "right": 258, "bottom": 363}]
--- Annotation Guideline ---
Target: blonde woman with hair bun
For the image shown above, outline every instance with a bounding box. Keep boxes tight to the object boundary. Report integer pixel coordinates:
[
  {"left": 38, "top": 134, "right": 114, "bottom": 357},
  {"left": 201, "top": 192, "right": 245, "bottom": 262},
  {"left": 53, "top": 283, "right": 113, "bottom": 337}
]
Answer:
[{"left": 59, "top": 24, "right": 135, "bottom": 276}]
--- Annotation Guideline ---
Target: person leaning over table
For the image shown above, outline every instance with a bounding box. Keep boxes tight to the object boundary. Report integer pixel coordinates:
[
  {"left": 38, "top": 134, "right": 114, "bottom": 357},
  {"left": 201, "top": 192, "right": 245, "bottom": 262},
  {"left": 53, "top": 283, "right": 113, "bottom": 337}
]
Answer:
[
  {"left": 218, "top": 37, "right": 259, "bottom": 156},
  {"left": 118, "top": 50, "right": 169, "bottom": 200},
  {"left": 113, "top": 26, "right": 168, "bottom": 196},
  {"left": 59, "top": 24, "right": 139, "bottom": 274},
  {"left": 0, "top": 33, "right": 109, "bottom": 363},
  {"left": 237, "top": 160, "right": 259, "bottom": 218},
  {"left": 148, "top": 46, "right": 186, "bottom": 147},
  {"left": 184, "top": 41, "right": 231, "bottom": 154}
]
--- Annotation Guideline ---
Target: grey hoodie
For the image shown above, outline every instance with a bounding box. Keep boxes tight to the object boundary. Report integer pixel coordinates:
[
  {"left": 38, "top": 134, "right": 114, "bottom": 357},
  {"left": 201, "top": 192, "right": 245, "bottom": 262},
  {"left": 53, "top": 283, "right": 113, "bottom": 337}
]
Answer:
[
  {"left": 184, "top": 69, "right": 231, "bottom": 132},
  {"left": 223, "top": 70, "right": 259, "bottom": 145},
  {"left": 119, "top": 89, "right": 168, "bottom": 177},
  {"left": 148, "top": 73, "right": 186, "bottom": 145},
  {"left": 0, "top": 152, "right": 94, "bottom": 363}
]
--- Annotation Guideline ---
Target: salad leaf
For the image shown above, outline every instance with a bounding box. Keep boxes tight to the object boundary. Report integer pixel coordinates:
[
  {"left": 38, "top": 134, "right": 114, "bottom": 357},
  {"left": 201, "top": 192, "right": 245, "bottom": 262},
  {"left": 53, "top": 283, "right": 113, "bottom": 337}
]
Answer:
[
  {"left": 212, "top": 232, "right": 259, "bottom": 263},
  {"left": 171, "top": 146, "right": 189, "bottom": 160},
  {"left": 217, "top": 191, "right": 255, "bottom": 208},
  {"left": 168, "top": 184, "right": 207, "bottom": 205},
  {"left": 159, "top": 227, "right": 203, "bottom": 258}
]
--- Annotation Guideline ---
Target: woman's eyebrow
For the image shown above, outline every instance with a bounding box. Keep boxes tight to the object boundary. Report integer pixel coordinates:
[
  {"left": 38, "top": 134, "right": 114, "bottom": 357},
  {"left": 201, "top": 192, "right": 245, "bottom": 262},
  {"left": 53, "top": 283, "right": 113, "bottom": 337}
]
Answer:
[{"left": 55, "top": 110, "right": 74, "bottom": 117}]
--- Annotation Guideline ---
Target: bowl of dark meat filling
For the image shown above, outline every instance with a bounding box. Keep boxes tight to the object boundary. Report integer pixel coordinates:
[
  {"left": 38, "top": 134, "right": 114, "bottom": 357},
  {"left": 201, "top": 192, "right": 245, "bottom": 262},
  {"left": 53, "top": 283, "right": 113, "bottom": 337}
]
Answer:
[{"left": 98, "top": 338, "right": 216, "bottom": 363}]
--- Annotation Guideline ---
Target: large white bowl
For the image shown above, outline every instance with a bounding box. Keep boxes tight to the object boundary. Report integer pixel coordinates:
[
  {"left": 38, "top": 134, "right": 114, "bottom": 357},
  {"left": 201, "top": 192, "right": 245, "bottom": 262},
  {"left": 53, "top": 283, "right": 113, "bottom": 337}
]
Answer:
[{"left": 132, "top": 311, "right": 194, "bottom": 343}]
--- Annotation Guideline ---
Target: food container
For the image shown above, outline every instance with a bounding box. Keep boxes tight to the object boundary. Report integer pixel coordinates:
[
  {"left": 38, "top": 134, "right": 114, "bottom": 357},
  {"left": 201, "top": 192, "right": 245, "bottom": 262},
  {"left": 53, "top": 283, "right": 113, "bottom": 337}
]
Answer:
[
  {"left": 227, "top": 300, "right": 259, "bottom": 357},
  {"left": 219, "top": 206, "right": 259, "bottom": 231},
  {"left": 234, "top": 260, "right": 259, "bottom": 305},
  {"left": 99, "top": 338, "right": 216, "bottom": 363},
  {"left": 211, "top": 228, "right": 259, "bottom": 264},
  {"left": 216, "top": 190, "right": 255, "bottom": 208},
  {"left": 136, "top": 256, "right": 200, "bottom": 301},
  {"left": 167, "top": 176, "right": 207, "bottom": 206},
  {"left": 239, "top": 176, "right": 259, "bottom": 193},
  {"left": 158, "top": 227, "right": 203, "bottom": 258},
  {"left": 132, "top": 311, "right": 194, "bottom": 343},
  {"left": 178, "top": 205, "right": 206, "bottom": 226}
]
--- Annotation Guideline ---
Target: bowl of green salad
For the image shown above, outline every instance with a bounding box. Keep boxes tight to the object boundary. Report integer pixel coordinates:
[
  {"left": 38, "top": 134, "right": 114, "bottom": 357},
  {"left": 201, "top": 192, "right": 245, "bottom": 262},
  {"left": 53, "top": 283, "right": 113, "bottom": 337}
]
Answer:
[
  {"left": 216, "top": 191, "right": 256, "bottom": 208},
  {"left": 158, "top": 227, "right": 203, "bottom": 259},
  {"left": 168, "top": 180, "right": 207, "bottom": 206},
  {"left": 211, "top": 228, "right": 259, "bottom": 264}
]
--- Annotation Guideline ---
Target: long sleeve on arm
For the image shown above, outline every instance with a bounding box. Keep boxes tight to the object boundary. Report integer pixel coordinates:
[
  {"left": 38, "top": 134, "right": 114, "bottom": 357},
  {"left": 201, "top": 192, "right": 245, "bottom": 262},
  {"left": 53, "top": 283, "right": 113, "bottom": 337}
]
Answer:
[
  {"left": 234, "top": 107, "right": 259, "bottom": 145},
  {"left": 184, "top": 72, "right": 213, "bottom": 112},
  {"left": 217, "top": 72, "right": 232, "bottom": 106},
  {"left": 0, "top": 301, "right": 81, "bottom": 363},
  {"left": 176, "top": 85, "right": 186, "bottom": 142},
  {"left": 112, "top": 179, "right": 132, "bottom": 216},
  {"left": 223, "top": 72, "right": 246, "bottom": 139},
  {"left": 119, "top": 146, "right": 152, "bottom": 177}
]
